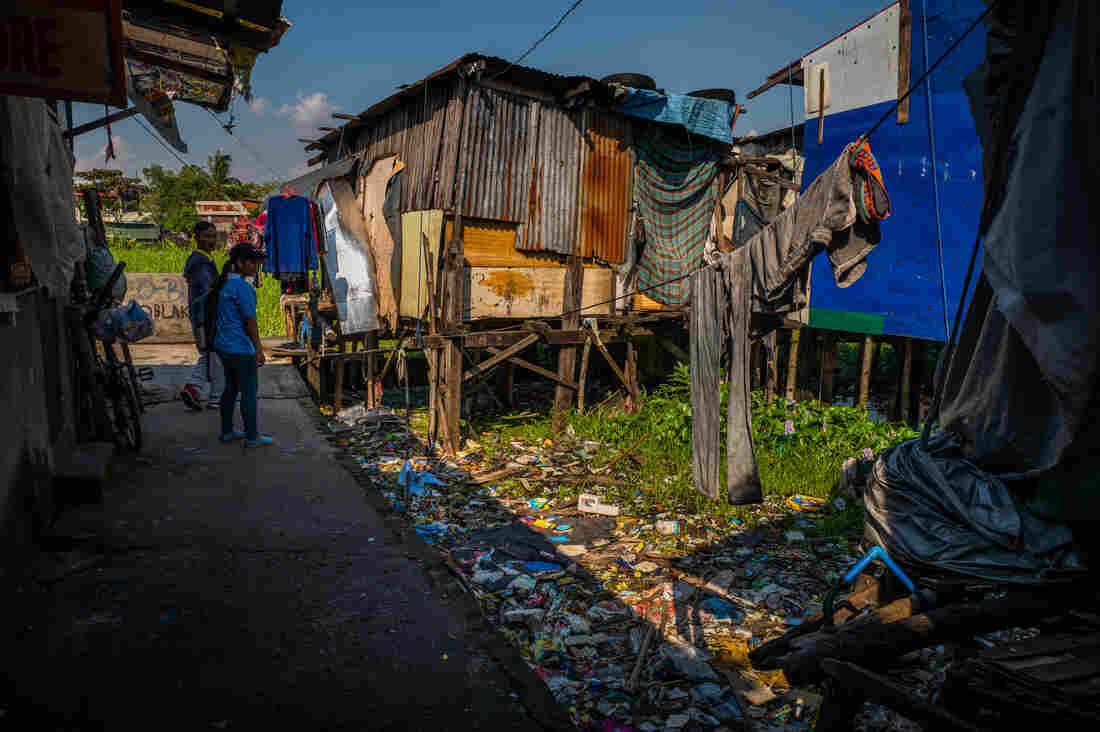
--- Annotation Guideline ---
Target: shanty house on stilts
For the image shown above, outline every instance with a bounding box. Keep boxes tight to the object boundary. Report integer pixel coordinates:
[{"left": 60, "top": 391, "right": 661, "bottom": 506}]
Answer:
[{"left": 285, "top": 54, "right": 756, "bottom": 454}]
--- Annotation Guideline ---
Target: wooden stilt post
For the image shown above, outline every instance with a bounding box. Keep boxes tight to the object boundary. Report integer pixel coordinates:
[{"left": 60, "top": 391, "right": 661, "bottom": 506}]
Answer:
[
  {"left": 750, "top": 340, "right": 761, "bottom": 391},
  {"left": 858, "top": 334, "right": 874, "bottom": 409},
  {"left": 626, "top": 333, "right": 640, "bottom": 413},
  {"left": 577, "top": 335, "right": 592, "bottom": 413},
  {"left": 553, "top": 255, "right": 584, "bottom": 431},
  {"left": 364, "top": 331, "right": 379, "bottom": 407},
  {"left": 785, "top": 328, "right": 801, "bottom": 402},
  {"left": 909, "top": 339, "right": 927, "bottom": 427},
  {"left": 438, "top": 74, "right": 473, "bottom": 455},
  {"left": 820, "top": 332, "right": 836, "bottom": 405},
  {"left": 764, "top": 330, "right": 778, "bottom": 400},
  {"left": 897, "top": 338, "right": 913, "bottom": 423},
  {"left": 800, "top": 328, "right": 818, "bottom": 401},
  {"left": 496, "top": 361, "right": 515, "bottom": 408}
]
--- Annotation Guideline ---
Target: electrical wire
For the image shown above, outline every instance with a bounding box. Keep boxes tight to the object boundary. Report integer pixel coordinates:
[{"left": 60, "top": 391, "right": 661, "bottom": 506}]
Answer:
[
  {"left": 203, "top": 106, "right": 285, "bottom": 182},
  {"left": 488, "top": 0, "right": 585, "bottom": 79},
  {"left": 131, "top": 115, "right": 192, "bottom": 169}
]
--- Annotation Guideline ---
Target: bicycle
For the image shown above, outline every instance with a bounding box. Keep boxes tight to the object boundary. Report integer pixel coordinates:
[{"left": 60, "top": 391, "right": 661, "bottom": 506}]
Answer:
[{"left": 71, "top": 259, "right": 146, "bottom": 452}]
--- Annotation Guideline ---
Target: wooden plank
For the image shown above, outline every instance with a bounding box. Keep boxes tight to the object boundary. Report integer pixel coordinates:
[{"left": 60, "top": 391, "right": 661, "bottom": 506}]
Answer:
[
  {"left": 858, "top": 334, "right": 874, "bottom": 408},
  {"left": 446, "top": 217, "right": 563, "bottom": 268},
  {"left": 899, "top": 337, "right": 913, "bottom": 422},
  {"left": 63, "top": 107, "right": 139, "bottom": 139},
  {"left": 817, "top": 66, "right": 827, "bottom": 145},
  {"left": 332, "top": 113, "right": 360, "bottom": 120},
  {"left": 897, "top": 0, "right": 913, "bottom": 125},
  {"left": 985, "top": 634, "right": 1100, "bottom": 663},
  {"left": 307, "top": 152, "right": 326, "bottom": 167},
  {"left": 820, "top": 660, "right": 982, "bottom": 732},
  {"left": 463, "top": 334, "right": 538, "bottom": 382},
  {"left": 465, "top": 267, "right": 613, "bottom": 320},
  {"left": 633, "top": 291, "right": 675, "bottom": 311},
  {"left": 399, "top": 211, "right": 443, "bottom": 318},
  {"left": 487, "top": 349, "right": 578, "bottom": 390},
  {"left": 1024, "top": 657, "right": 1100, "bottom": 685}
]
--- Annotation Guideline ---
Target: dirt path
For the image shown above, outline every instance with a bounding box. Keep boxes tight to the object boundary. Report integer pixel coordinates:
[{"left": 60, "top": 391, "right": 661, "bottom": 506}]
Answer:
[{"left": 0, "top": 366, "right": 568, "bottom": 731}]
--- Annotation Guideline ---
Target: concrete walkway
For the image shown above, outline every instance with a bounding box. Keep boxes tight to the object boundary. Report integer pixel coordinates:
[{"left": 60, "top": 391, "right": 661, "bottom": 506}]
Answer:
[{"left": 1, "top": 365, "right": 566, "bottom": 731}]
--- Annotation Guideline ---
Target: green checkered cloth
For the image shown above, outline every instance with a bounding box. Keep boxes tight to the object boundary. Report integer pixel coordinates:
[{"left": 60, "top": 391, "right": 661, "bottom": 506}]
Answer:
[{"left": 634, "top": 125, "right": 722, "bottom": 306}]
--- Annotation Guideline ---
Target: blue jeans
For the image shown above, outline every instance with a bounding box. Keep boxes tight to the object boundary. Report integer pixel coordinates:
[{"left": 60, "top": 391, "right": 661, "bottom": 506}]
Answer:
[{"left": 218, "top": 351, "right": 259, "bottom": 439}]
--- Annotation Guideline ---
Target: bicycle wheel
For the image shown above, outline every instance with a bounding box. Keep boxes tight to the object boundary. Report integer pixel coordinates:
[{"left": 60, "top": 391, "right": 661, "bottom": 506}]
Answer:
[
  {"left": 109, "top": 365, "right": 143, "bottom": 452},
  {"left": 120, "top": 341, "right": 145, "bottom": 414}
]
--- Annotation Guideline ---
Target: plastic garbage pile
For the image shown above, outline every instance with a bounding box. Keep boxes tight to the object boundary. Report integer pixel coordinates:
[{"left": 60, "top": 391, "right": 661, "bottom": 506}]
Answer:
[{"left": 322, "top": 408, "right": 915, "bottom": 729}]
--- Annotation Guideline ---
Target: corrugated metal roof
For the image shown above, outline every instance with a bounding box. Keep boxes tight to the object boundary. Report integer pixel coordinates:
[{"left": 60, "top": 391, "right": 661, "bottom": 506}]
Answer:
[
  {"left": 314, "top": 53, "right": 594, "bottom": 149},
  {"left": 578, "top": 108, "right": 632, "bottom": 263}
]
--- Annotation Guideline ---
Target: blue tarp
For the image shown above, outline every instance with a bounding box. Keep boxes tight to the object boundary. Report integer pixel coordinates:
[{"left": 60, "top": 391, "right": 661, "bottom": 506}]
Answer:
[{"left": 616, "top": 88, "right": 736, "bottom": 144}]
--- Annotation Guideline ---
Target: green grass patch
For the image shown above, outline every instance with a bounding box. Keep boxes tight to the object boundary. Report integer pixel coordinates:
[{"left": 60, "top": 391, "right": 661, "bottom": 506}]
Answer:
[
  {"left": 110, "top": 239, "right": 283, "bottom": 337},
  {"left": 469, "top": 361, "right": 918, "bottom": 538}
]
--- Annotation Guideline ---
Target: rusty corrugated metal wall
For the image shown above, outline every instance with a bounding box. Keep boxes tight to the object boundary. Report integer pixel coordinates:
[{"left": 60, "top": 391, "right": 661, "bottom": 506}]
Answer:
[
  {"left": 518, "top": 103, "right": 582, "bottom": 255},
  {"left": 577, "top": 108, "right": 632, "bottom": 263},
  {"left": 325, "top": 82, "right": 632, "bottom": 261}
]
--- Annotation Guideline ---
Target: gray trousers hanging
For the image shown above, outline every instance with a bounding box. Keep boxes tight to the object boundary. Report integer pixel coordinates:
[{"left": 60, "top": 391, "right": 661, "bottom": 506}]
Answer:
[
  {"left": 689, "top": 251, "right": 764, "bottom": 505},
  {"left": 725, "top": 247, "right": 764, "bottom": 504}
]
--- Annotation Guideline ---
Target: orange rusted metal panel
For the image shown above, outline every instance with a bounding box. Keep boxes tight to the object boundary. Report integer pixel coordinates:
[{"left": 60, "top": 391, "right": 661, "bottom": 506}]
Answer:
[{"left": 578, "top": 108, "right": 632, "bottom": 263}]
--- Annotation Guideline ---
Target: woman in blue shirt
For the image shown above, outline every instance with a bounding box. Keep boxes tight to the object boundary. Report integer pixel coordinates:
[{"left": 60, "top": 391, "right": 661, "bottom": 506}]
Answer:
[{"left": 211, "top": 243, "right": 274, "bottom": 447}]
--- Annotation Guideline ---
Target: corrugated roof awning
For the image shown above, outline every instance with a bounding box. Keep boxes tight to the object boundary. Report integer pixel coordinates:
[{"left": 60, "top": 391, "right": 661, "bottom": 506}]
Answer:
[{"left": 283, "top": 157, "right": 359, "bottom": 197}]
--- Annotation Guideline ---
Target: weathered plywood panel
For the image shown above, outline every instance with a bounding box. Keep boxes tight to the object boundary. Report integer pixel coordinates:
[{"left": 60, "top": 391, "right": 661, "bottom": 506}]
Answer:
[
  {"left": 801, "top": 3, "right": 900, "bottom": 120},
  {"left": 129, "top": 273, "right": 192, "bottom": 343},
  {"left": 400, "top": 211, "right": 443, "bottom": 318},
  {"left": 445, "top": 217, "right": 558, "bottom": 268},
  {"left": 464, "top": 267, "right": 612, "bottom": 320},
  {"left": 634, "top": 292, "right": 675, "bottom": 311},
  {"left": 359, "top": 155, "right": 401, "bottom": 330}
]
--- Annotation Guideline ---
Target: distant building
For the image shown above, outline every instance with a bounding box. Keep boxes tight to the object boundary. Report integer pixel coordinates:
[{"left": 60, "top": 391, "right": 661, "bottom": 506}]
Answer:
[{"left": 195, "top": 201, "right": 261, "bottom": 247}]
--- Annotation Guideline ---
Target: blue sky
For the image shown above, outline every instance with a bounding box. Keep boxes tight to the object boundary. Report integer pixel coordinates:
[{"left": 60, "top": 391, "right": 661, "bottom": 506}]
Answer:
[{"left": 72, "top": 0, "right": 890, "bottom": 183}]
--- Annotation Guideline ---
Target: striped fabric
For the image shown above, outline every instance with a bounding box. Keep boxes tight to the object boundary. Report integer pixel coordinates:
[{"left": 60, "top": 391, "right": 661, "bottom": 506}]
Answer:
[{"left": 634, "top": 125, "right": 722, "bottom": 306}]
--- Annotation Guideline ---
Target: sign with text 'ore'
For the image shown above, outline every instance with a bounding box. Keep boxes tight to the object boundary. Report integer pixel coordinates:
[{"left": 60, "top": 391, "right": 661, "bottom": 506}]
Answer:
[{"left": 129, "top": 273, "right": 191, "bottom": 344}]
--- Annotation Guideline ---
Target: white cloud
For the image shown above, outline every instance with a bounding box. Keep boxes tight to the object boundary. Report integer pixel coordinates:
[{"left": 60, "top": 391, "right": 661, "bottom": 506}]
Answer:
[
  {"left": 276, "top": 91, "right": 340, "bottom": 133},
  {"left": 248, "top": 97, "right": 269, "bottom": 116},
  {"left": 745, "top": 129, "right": 759, "bottom": 138},
  {"left": 75, "top": 135, "right": 134, "bottom": 173}
]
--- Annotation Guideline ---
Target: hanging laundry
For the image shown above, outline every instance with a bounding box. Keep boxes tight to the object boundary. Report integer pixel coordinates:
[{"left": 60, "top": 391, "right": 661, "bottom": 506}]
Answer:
[
  {"left": 264, "top": 195, "right": 319, "bottom": 275},
  {"left": 690, "top": 141, "right": 888, "bottom": 502},
  {"left": 633, "top": 125, "right": 722, "bottom": 306}
]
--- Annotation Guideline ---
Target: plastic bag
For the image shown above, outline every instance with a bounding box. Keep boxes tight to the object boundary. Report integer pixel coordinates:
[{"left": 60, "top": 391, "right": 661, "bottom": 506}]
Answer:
[
  {"left": 93, "top": 300, "right": 154, "bottom": 343},
  {"left": 85, "top": 246, "right": 127, "bottom": 301},
  {"left": 863, "top": 432, "right": 1085, "bottom": 585}
]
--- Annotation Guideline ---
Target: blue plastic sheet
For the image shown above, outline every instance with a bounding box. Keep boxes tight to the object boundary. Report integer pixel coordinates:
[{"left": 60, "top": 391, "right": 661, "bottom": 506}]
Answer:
[{"left": 615, "top": 88, "right": 735, "bottom": 144}]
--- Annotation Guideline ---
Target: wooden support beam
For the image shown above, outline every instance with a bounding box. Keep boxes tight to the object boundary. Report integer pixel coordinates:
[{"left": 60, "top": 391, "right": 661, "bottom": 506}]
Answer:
[
  {"left": 751, "top": 589, "right": 1087, "bottom": 687},
  {"left": 858, "top": 334, "right": 874, "bottom": 408},
  {"left": 820, "top": 331, "right": 836, "bottom": 405},
  {"left": 750, "top": 340, "right": 761, "bottom": 390},
  {"left": 785, "top": 328, "right": 801, "bottom": 401},
  {"left": 486, "top": 347, "right": 577, "bottom": 390},
  {"left": 553, "top": 255, "right": 584, "bottom": 429},
  {"left": 463, "top": 334, "right": 539, "bottom": 382},
  {"left": 577, "top": 336, "right": 592, "bottom": 412},
  {"left": 332, "top": 113, "right": 361, "bottom": 121},
  {"left": 896, "top": 337, "right": 913, "bottom": 422},
  {"left": 307, "top": 153, "right": 326, "bottom": 167},
  {"left": 817, "top": 66, "right": 827, "bottom": 145},
  {"left": 590, "top": 328, "right": 632, "bottom": 397},
  {"left": 626, "top": 333, "right": 640, "bottom": 412},
  {"left": 318, "top": 126, "right": 338, "bottom": 131},
  {"left": 897, "top": 0, "right": 913, "bottom": 125},
  {"left": 63, "top": 107, "right": 140, "bottom": 139}
]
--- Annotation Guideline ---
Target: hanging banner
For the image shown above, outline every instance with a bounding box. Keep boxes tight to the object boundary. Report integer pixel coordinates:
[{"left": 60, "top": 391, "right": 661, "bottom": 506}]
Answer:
[
  {"left": 0, "top": 0, "right": 126, "bottom": 107},
  {"left": 317, "top": 182, "right": 380, "bottom": 334}
]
